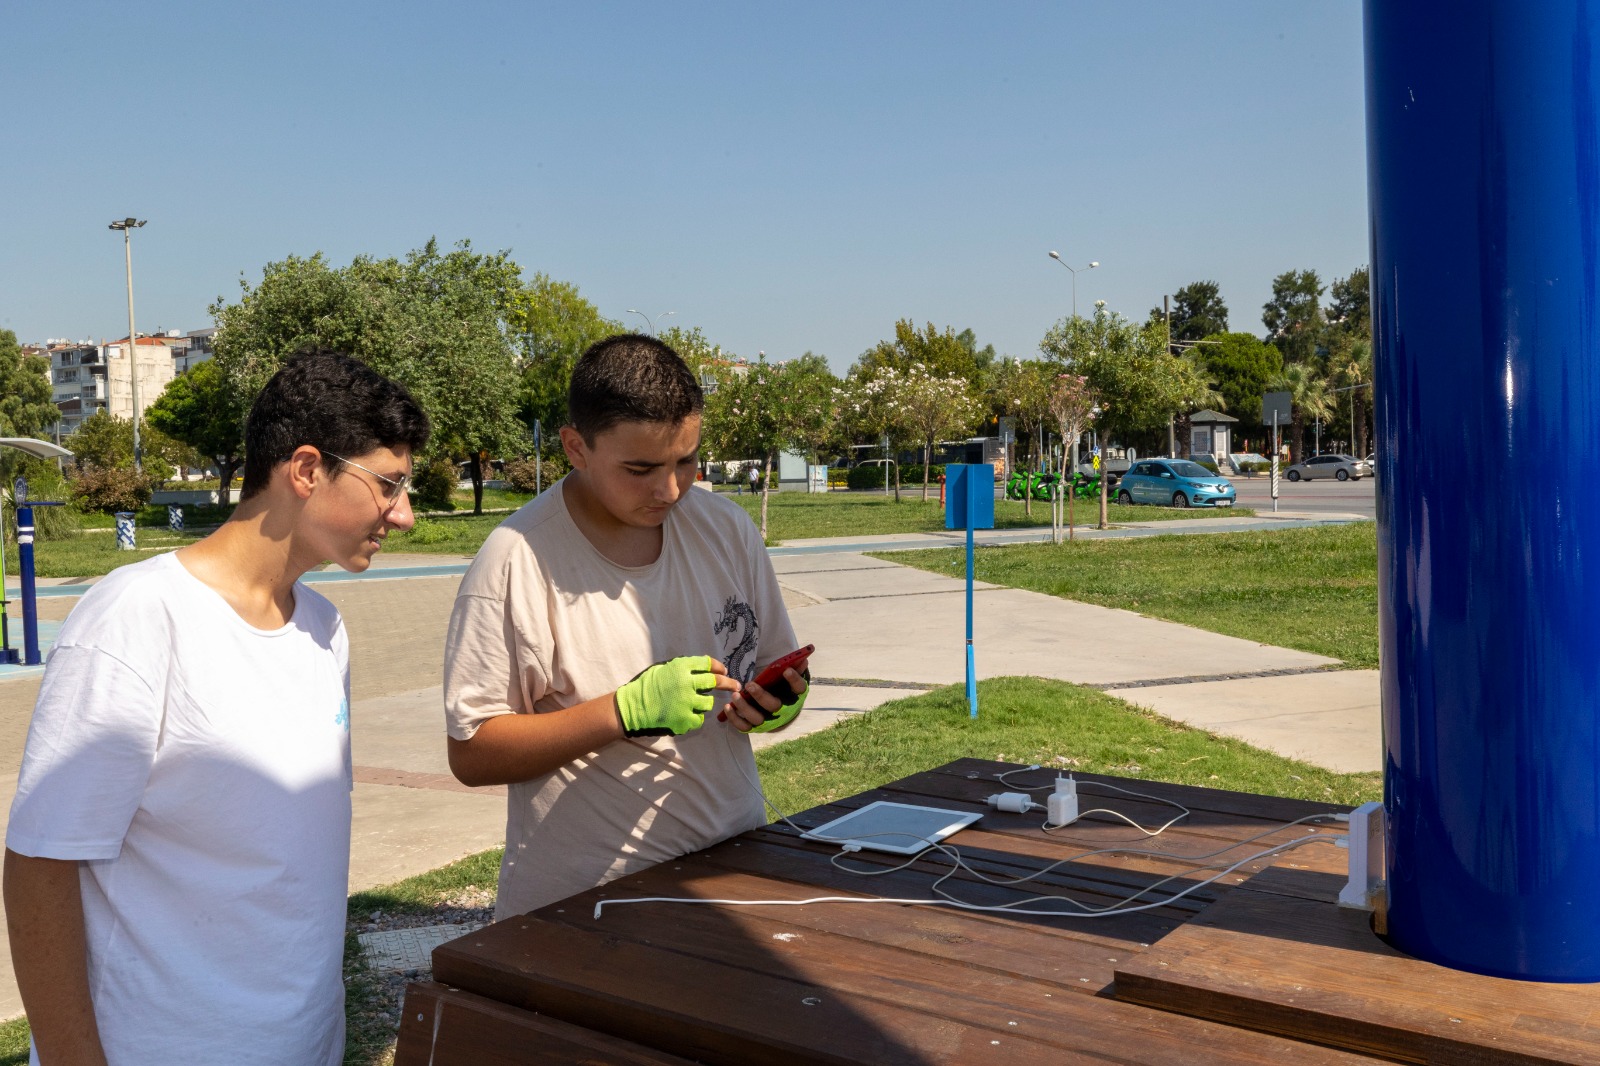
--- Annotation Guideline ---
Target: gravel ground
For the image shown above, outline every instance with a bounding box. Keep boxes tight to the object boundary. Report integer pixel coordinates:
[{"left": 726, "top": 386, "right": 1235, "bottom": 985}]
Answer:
[{"left": 343, "top": 887, "right": 497, "bottom": 1066}]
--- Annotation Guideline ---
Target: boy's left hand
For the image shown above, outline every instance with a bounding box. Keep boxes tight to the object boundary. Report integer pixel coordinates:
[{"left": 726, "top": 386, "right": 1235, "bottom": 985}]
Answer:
[{"left": 723, "top": 667, "right": 809, "bottom": 734}]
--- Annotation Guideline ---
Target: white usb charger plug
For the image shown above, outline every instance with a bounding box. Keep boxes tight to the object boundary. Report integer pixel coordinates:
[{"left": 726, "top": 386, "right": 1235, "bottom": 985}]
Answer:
[{"left": 1046, "top": 775, "right": 1079, "bottom": 827}]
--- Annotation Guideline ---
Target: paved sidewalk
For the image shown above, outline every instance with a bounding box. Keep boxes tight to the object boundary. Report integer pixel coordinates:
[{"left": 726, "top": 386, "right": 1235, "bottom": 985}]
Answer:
[{"left": 0, "top": 528, "right": 1379, "bottom": 1020}]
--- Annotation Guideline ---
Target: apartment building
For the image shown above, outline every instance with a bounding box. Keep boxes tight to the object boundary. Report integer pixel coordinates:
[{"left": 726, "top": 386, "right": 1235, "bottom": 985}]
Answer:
[{"left": 49, "top": 336, "right": 175, "bottom": 435}]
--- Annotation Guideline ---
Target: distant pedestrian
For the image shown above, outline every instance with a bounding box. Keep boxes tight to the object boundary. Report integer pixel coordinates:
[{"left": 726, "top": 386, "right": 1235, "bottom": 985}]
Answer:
[{"left": 748, "top": 464, "right": 761, "bottom": 494}]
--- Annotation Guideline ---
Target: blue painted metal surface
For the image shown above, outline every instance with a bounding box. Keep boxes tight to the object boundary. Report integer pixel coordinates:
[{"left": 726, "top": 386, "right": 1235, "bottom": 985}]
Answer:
[
  {"left": 1368, "top": 0, "right": 1600, "bottom": 980},
  {"left": 945, "top": 465, "right": 995, "bottom": 718},
  {"left": 17, "top": 504, "right": 40, "bottom": 666}
]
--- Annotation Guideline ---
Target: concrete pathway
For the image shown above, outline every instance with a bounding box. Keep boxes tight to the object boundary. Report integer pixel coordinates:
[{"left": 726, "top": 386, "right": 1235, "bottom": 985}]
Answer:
[{"left": 0, "top": 524, "right": 1381, "bottom": 1020}]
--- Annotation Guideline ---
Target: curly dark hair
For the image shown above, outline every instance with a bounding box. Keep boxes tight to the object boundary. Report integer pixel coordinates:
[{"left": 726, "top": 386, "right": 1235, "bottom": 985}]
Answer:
[
  {"left": 240, "top": 347, "right": 431, "bottom": 500},
  {"left": 567, "top": 333, "right": 703, "bottom": 441}
]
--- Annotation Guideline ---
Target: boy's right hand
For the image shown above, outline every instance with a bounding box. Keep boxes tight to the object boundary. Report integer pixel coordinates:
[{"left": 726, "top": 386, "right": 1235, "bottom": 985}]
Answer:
[{"left": 615, "top": 656, "right": 740, "bottom": 737}]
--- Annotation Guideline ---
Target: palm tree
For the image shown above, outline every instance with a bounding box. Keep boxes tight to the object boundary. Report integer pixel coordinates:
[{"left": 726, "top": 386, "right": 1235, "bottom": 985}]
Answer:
[
  {"left": 1336, "top": 339, "right": 1373, "bottom": 457},
  {"left": 1274, "top": 363, "right": 1334, "bottom": 464}
]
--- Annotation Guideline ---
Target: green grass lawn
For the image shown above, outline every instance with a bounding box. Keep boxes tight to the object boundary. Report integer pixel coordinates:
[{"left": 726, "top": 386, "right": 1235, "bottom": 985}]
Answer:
[
  {"left": 882, "top": 522, "right": 1379, "bottom": 669},
  {"left": 6, "top": 486, "right": 1258, "bottom": 578},
  {"left": 720, "top": 489, "right": 1251, "bottom": 542}
]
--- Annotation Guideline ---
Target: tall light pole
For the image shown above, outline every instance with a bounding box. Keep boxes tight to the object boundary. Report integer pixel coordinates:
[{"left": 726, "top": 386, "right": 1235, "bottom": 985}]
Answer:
[
  {"left": 109, "top": 217, "right": 146, "bottom": 472},
  {"left": 626, "top": 309, "right": 676, "bottom": 335},
  {"left": 1047, "top": 250, "right": 1099, "bottom": 319}
]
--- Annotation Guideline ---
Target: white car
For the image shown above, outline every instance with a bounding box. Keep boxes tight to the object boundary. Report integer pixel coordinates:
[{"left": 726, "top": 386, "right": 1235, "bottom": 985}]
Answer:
[{"left": 1285, "top": 454, "right": 1371, "bottom": 482}]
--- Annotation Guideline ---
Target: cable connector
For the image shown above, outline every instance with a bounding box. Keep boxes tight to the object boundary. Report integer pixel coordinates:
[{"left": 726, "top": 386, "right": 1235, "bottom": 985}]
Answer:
[
  {"left": 1047, "top": 774, "right": 1080, "bottom": 827},
  {"left": 985, "top": 792, "right": 1037, "bottom": 814}
]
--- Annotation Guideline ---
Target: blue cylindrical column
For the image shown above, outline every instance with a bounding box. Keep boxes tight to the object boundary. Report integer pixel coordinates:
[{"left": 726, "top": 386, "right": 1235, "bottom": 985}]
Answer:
[
  {"left": 16, "top": 504, "right": 39, "bottom": 667},
  {"left": 1369, "top": 1, "right": 1600, "bottom": 980}
]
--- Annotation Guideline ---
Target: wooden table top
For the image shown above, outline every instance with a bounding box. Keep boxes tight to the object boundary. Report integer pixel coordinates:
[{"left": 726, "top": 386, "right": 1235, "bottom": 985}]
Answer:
[{"left": 407, "top": 758, "right": 1394, "bottom": 1065}]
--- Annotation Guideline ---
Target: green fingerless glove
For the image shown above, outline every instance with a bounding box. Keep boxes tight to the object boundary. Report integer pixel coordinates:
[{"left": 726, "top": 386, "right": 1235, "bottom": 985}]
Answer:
[
  {"left": 749, "top": 668, "right": 811, "bottom": 734},
  {"left": 615, "top": 656, "right": 719, "bottom": 738}
]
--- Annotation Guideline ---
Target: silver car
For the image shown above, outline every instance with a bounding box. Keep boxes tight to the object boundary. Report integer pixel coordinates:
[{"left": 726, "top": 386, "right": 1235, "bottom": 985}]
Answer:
[{"left": 1285, "top": 454, "right": 1371, "bottom": 482}]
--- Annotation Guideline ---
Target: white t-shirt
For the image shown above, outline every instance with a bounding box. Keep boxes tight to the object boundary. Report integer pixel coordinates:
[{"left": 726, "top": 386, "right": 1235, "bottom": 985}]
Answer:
[
  {"left": 7, "top": 552, "right": 351, "bottom": 1066},
  {"left": 445, "top": 478, "right": 799, "bottom": 919}
]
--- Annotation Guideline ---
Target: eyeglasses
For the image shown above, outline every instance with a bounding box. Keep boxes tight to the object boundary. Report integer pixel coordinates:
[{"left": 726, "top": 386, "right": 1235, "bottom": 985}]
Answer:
[{"left": 325, "top": 453, "right": 411, "bottom": 503}]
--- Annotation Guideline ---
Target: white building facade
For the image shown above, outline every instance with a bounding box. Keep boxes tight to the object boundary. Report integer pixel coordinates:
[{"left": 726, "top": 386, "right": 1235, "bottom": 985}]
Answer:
[{"left": 50, "top": 337, "right": 174, "bottom": 435}]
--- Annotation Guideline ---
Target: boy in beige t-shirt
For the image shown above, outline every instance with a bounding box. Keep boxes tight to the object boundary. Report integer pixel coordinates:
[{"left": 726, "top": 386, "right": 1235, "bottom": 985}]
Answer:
[{"left": 444, "top": 334, "right": 810, "bottom": 918}]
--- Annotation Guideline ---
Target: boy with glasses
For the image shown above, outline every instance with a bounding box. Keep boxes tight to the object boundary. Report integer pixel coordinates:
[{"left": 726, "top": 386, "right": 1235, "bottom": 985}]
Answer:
[
  {"left": 445, "top": 334, "right": 809, "bottom": 918},
  {"left": 5, "top": 349, "right": 429, "bottom": 1065}
]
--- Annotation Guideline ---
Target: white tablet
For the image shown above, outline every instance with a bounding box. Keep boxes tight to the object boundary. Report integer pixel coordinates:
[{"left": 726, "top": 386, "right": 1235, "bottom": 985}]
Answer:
[{"left": 801, "top": 801, "right": 983, "bottom": 855}]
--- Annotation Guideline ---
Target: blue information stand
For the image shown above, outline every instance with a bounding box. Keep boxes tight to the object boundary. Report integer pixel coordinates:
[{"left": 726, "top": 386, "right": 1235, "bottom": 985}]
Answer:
[{"left": 944, "top": 465, "right": 995, "bottom": 717}]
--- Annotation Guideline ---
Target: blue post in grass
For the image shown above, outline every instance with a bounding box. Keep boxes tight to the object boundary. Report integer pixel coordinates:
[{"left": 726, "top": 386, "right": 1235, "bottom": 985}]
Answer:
[
  {"left": 16, "top": 502, "right": 39, "bottom": 666},
  {"left": 1368, "top": 0, "right": 1600, "bottom": 980},
  {"left": 945, "top": 465, "right": 994, "bottom": 718}
]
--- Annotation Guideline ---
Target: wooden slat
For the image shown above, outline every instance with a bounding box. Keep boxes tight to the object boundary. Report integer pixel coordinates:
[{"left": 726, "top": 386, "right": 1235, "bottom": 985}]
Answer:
[
  {"left": 394, "top": 981, "right": 700, "bottom": 1066},
  {"left": 1114, "top": 870, "right": 1600, "bottom": 1065},
  {"left": 434, "top": 907, "right": 1385, "bottom": 1065}
]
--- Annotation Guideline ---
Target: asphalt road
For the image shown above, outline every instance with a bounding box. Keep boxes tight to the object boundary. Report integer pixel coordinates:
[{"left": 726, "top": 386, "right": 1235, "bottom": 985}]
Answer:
[{"left": 1229, "top": 471, "right": 1376, "bottom": 518}]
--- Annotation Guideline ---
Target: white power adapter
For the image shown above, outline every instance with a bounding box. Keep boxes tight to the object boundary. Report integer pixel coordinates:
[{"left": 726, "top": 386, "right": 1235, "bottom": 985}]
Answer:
[
  {"left": 1047, "top": 775, "right": 1080, "bottom": 826},
  {"left": 985, "top": 792, "right": 1037, "bottom": 814}
]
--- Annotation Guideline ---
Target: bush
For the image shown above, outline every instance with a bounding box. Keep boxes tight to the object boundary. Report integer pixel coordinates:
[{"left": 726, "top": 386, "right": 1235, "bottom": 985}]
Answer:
[
  {"left": 1237, "top": 462, "right": 1263, "bottom": 475},
  {"left": 1195, "top": 460, "right": 1220, "bottom": 474},
  {"left": 3, "top": 460, "right": 82, "bottom": 540},
  {"left": 401, "top": 516, "right": 453, "bottom": 545},
  {"left": 71, "top": 464, "right": 156, "bottom": 514},
  {"left": 845, "top": 463, "right": 945, "bottom": 490},
  {"left": 504, "top": 455, "right": 570, "bottom": 493},
  {"left": 410, "top": 458, "right": 457, "bottom": 512}
]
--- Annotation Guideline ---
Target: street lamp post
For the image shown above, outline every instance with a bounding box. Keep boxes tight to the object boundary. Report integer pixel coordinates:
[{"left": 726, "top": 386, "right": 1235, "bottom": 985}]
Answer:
[
  {"left": 626, "top": 309, "right": 676, "bottom": 336},
  {"left": 108, "top": 217, "right": 146, "bottom": 472},
  {"left": 1047, "top": 250, "right": 1099, "bottom": 319}
]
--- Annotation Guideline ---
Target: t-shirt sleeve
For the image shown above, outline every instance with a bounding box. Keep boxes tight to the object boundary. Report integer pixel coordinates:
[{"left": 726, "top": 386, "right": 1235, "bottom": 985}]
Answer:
[
  {"left": 444, "top": 591, "right": 541, "bottom": 741},
  {"left": 6, "top": 645, "right": 163, "bottom": 861}
]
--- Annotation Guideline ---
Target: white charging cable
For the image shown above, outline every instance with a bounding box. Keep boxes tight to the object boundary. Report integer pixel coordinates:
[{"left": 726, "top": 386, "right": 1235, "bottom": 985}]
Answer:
[{"left": 591, "top": 730, "right": 1348, "bottom": 920}]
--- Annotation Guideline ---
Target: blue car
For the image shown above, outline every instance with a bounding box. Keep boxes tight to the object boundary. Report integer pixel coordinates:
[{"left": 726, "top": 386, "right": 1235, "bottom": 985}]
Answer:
[{"left": 1115, "top": 459, "right": 1236, "bottom": 508}]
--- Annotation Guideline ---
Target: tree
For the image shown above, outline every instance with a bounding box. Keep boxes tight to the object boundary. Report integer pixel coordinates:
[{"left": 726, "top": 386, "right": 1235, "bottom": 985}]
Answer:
[
  {"left": 1262, "top": 269, "right": 1325, "bottom": 366},
  {"left": 1195, "top": 333, "right": 1284, "bottom": 435},
  {"left": 510, "top": 274, "right": 624, "bottom": 439},
  {"left": 1274, "top": 362, "right": 1334, "bottom": 463},
  {"left": 870, "top": 365, "right": 982, "bottom": 501},
  {"left": 702, "top": 355, "right": 838, "bottom": 538},
  {"left": 0, "top": 330, "right": 56, "bottom": 439},
  {"left": 854, "top": 320, "right": 986, "bottom": 381},
  {"left": 985, "top": 358, "right": 1053, "bottom": 515},
  {"left": 146, "top": 361, "right": 247, "bottom": 501},
  {"left": 840, "top": 368, "right": 913, "bottom": 502},
  {"left": 1329, "top": 333, "right": 1373, "bottom": 456},
  {"left": 211, "top": 239, "right": 529, "bottom": 514},
  {"left": 1041, "top": 304, "right": 1218, "bottom": 446},
  {"left": 1328, "top": 266, "right": 1371, "bottom": 339},
  {"left": 66, "top": 412, "right": 185, "bottom": 484},
  {"left": 1048, "top": 374, "right": 1098, "bottom": 535},
  {"left": 1151, "top": 281, "right": 1229, "bottom": 342},
  {"left": 0, "top": 330, "right": 60, "bottom": 497}
]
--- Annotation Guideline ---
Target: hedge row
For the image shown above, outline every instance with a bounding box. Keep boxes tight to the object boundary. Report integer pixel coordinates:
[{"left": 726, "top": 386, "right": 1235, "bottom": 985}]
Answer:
[{"left": 845, "top": 463, "right": 946, "bottom": 490}]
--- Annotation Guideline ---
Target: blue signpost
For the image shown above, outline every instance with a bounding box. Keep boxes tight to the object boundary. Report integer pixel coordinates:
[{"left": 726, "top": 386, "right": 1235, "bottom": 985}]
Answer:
[
  {"left": 944, "top": 465, "right": 995, "bottom": 717},
  {"left": 1369, "top": 0, "right": 1600, "bottom": 979}
]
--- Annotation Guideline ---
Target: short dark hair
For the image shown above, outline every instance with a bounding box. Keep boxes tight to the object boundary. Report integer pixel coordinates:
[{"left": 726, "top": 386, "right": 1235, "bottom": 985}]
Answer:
[
  {"left": 567, "top": 333, "right": 703, "bottom": 441},
  {"left": 240, "top": 347, "right": 431, "bottom": 500}
]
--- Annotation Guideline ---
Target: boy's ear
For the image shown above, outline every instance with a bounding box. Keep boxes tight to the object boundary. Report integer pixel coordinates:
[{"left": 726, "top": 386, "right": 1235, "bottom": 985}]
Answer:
[
  {"left": 284, "top": 445, "right": 325, "bottom": 501},
  {"left": 559, "top": 426, "right": 589, "bottom": 471}
]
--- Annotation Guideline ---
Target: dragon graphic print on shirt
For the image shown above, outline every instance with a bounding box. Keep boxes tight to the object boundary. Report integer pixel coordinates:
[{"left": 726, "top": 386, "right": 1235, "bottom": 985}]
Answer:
[{"left": 713, "top": 596, "right": 760, "bottom": 683}]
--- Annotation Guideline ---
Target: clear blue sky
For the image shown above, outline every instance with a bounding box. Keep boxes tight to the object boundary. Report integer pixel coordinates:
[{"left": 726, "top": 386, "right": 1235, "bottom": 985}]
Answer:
[{"left": 3, "top": 1, "right": 1367, "bottom": 372}]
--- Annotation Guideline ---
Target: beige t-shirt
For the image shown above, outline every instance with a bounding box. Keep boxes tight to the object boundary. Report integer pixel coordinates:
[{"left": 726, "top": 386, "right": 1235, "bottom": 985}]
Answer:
[{"left": 444, "top": 478, "right": 799, "bottom": 918}]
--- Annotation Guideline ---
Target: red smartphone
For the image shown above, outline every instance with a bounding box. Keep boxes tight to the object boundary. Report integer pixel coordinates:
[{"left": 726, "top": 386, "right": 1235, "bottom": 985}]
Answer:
[{"left": 718, "top": 644, "right": 814, "bottom": 721}]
